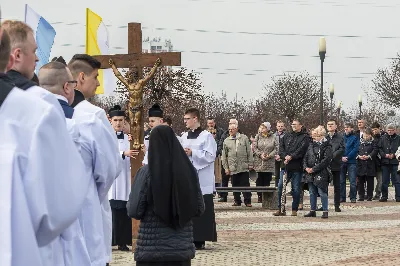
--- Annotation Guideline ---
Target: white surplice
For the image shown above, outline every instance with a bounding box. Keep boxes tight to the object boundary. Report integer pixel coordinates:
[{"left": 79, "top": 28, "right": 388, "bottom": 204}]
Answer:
[
  {"left": 74, "top": 99, "right": 122, "bottom": 264},
  {"left": 142, "top": 134, "right": 150, "bottom": 165},
  {"left": 0, "top": 87, "right": 89, "bottom": 266},
  {"left": 109, "top": 133, "right": 131, "bottom": 201},
  {"left": 181, "top": 130, "right": 217, "bottom": 195}
]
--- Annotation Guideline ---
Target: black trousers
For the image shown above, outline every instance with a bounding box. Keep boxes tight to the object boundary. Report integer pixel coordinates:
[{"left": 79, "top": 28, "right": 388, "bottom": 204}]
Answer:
[
  {"left": 232, "top": 172, "right": 251, "bottom": 204},
  {"left": 136, "top": 261, "right": 191, "bottom": 266},
  {"left": 274, "top": 161, "right": 281, "bottom": 187},
  {"left": 219, "top": 166, "right": 230, "bottom": 198},
  {"left": 332, "top": 170, "right": 341, "bottom": 207},
  {"left": 358, "top": 175, "right": 374, "bottom": 199},
  {"left": 256, "top": 172, "right": 272, "bottom": 198}
]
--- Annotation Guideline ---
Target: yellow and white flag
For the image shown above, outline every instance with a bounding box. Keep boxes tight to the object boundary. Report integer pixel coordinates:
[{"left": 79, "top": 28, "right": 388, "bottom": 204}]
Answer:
[{"left": 86, "top": 8, "right": 115, "bottom": 95}]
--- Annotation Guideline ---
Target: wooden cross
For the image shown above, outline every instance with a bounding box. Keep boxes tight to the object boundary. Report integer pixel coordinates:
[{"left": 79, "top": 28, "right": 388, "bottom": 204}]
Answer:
[{"left": 92, "top": 22, "right": 181, "bottom": 248}]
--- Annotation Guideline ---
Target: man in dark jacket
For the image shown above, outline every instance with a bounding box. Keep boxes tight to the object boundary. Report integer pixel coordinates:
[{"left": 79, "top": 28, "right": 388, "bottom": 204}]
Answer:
[
  {"left": 379, "top": 124, "right": 400, "bottom": 202},
  {"left": 340, "top": 123, "right": 360, "bottom": 203},
  {"left": 273, "top": 119, "right": 309, "bottom": 216},
  {"left": 326, "top": 119, "right": 345, "bottom": 212},
  {"left": 371, "top": 122, "right": 383, "bottom": 200},
  {"left": 274, "top": 120, "right": 286, "bottom": 187},
  {"left": 207, "top": 117, "right": 225, "bottom": 156}
]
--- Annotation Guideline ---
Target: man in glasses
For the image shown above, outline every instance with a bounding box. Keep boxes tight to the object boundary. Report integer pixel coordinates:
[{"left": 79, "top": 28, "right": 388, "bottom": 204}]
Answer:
[{"left": 38, "top": 61, "right": 77, "bottom": 118}]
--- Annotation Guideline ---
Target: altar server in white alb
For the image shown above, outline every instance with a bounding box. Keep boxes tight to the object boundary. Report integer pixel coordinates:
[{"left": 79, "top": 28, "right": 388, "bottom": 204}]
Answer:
[
  {"left": 2, "top": 20, "right": 64, "bottom": 117},
  {"left": 181, "top": 108, "right": 218, "bottom": 250},
  {"left": 143, "top": 103, "right": 164, "bottom": 165},
  {"left": 68, "top": 54, "right": 122, "bottom": 266},
  {"left": 0, "top": 29, "right": 89, "bottom": 266},
  {"left": 39, "top": 60, "right": 120, "bottom": 265},
  {"left": 108, "top": 107, "right": 137, "bottom": 252}
]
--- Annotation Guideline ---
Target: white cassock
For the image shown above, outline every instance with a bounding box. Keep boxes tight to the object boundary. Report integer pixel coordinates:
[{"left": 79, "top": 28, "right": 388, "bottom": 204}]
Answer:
[
  {"left": 74, "top": 99, "right": 122, "bottom": 264},
  {"left": 0, "top": 87, "right": 89, "bottom": 266},
  {"left": 181, "top": 130, "right": 217, "bottom": 195},
  {"left": 181, "top": 130, "right": 217, "bottom": 242},
  {"left": 109, "top": 132, "right": 131, "bottom": 201}
]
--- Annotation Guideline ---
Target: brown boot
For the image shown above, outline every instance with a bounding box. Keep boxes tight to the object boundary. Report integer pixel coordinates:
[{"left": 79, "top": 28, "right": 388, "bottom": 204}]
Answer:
[
  {"left": 273, "top": 210, "right": 286, "bottom": 216},
  {"left": 291, "top": 211, "right": 298, "bottom": 216}
]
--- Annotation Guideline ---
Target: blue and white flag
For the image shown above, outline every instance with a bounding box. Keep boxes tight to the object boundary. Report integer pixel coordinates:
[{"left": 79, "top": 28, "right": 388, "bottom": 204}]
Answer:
[{"left": 24, "top": 5, "right": 56, "bottom": 72}]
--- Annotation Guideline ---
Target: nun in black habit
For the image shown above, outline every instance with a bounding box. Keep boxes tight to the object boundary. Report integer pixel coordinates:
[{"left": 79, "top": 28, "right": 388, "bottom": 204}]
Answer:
[{"left": 128, "top": 125, "right": 205, "bottom": 266}]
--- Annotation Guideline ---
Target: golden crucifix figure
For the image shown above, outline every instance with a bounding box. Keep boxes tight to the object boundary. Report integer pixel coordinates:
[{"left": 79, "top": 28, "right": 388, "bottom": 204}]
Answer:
[{"left": 109, "top": 58, "right": 161, "bottom": 150}]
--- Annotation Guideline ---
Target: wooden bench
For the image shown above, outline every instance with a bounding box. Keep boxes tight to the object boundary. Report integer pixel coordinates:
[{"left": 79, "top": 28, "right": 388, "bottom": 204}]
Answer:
[{"left": 216, "top": 186, "right": 278, "bottom": 210}]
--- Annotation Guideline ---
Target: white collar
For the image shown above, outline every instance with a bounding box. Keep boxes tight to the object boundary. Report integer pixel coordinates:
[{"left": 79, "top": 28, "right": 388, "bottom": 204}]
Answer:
[{"left": 53, "top": 94, "right": 69, "bottom": 103}]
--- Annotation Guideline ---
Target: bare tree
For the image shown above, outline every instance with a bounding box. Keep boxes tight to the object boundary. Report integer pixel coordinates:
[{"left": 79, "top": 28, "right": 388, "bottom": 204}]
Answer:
[
  {"left": 372, "top": 55, "right": 400, "bottom": 108},
  {"left": 262, "top": 72, "right": 329, "bottom": 129}
]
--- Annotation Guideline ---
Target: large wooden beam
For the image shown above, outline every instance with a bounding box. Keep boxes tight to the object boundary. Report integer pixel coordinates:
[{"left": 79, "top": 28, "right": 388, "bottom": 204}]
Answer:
[{"left": 93, "top": 52, "right": 182, "bottom": 69}]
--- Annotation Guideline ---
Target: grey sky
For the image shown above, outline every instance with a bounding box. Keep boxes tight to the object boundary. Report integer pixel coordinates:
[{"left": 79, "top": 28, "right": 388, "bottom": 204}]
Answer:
[{"left": 3, "top": 0, "right": 400, "bottom": 109}]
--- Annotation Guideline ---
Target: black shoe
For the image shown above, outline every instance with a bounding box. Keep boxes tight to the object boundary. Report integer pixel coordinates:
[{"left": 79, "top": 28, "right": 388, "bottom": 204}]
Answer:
[
  {"left": 232, "top": 202, "right": 242, "bottom": 206},
  {"left": 351, "top": 199, "right": 356, "bottom": 203},
  {"left": 304, "top": 211, "right": 316, "bottom": 217},
  {"left": 340, "top": 199, "right": 346, "bottom": 203},
  {"left": 379, "top": 198, "right": 388, "bottom": 202},
  {"left": 396, "top": 199, "right": 400, "bottom": 202},
  {"left": 335, "top": 206, "right": 341, "bottom": 212},
  {"left": 321, "top": 212, "right": 328, "bottom": 219},
  {"left": 372, "top": 195, "right": 380, "bottom": 200},
  {"left": 316, "top": 207, "right": 323, "bottom": 211},
  {"left": 118, "top": 245, "right": 129, "bottom": 251},
  {"left": 218, "top": 197, "right": 227, "bottom": 202},
  {"left": 358, "top": 198, "right": 364, "bottom": 202},
  {"left": 367, "top": 197, "right": 372, "bottom": 201},
  {"left": 195, "top": 244, "right": 205, "bottom": 250}
]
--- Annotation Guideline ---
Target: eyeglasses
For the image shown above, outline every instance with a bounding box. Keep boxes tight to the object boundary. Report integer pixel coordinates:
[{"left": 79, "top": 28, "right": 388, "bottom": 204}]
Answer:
[{"left": 65, "top": 80, "right": 77, "bottom": 88}]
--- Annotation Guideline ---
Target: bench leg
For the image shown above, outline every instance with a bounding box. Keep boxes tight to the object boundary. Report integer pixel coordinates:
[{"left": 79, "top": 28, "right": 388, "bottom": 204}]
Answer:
[{"left": 262, "top": 191, "right": 278, "bottom": 210}]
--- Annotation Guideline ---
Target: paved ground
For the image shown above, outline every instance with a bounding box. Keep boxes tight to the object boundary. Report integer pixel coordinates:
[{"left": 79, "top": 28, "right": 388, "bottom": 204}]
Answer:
[{"left": 111, "top": 186, "right": 400, "bottom": 265}]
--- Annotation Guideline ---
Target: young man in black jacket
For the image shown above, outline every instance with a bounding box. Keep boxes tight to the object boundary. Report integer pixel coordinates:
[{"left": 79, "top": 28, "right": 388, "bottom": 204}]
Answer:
[
  {"left": 371, "top": 122, "right": 383, "bottom": 200},
  {"left": 273, "top": 119, "right": 309, "bottom": 216},
  {"left": 326, "top": 119, "right": 345, "bottom": 212},
  {"left": 379, "top": 124, "right": 400, "bottom": 202}
]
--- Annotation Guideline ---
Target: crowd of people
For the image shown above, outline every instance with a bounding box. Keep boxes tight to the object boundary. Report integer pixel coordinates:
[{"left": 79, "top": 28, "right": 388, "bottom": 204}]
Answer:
[
  {"left": 2, "top": 17, "right": 400, "bottom": 266},
  {"left": 206, "top": 117, "right": 400, "bottom": 219}
]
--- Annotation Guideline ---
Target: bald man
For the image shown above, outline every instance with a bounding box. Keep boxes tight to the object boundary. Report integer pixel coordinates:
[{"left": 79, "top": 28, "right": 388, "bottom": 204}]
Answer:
[
  {"left": 39, "top": 61, "right": 122, "bottom": 266},
  {"left": 39, "top": 61, "right": 76, "bottom": 118}
]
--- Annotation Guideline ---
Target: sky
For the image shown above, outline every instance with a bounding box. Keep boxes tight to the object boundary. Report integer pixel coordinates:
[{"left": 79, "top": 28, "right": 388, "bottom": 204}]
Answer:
[{"left": 2, "top": 0, "right": 400, "bottom": 109}]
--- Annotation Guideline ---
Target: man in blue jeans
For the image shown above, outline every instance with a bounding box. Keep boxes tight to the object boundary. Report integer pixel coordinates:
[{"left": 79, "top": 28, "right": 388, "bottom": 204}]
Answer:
[
  {"left": 273, "top": 120, "right": 309, "bottom": 216},
  {"left": 379, "top": 124, "right": 400, "bottom": 202},
  {"left": 340, "top": 123, "right": 360, "bottom": 203}
]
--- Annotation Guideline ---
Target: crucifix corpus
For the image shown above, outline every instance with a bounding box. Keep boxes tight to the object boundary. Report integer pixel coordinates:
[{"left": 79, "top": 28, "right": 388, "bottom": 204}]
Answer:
[{"left": 92, "top": 22, "right": 181, "bottom": 248}]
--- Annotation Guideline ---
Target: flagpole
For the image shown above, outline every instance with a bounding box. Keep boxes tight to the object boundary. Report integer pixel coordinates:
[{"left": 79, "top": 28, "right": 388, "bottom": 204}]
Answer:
[{"left": 24, "top": 4, "right": 27, "bottom": 22}]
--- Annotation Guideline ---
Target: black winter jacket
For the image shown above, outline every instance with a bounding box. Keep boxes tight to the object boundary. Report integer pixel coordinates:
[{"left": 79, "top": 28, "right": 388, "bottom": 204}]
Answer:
[
  {"left": 279, "top": 130, "right": 310, "bottom": 172},
  {"left": 379, "top": 134, "right": 400, "bottom": 165},
  {"left": 303, "top": 140, "right": 333, "bottom": 193},
  {"left": 127, "top": 165, "right": 205, "bottom": 263},
  {"left": 356, "top": 139, "right": 377, "bottom": 177},
  {"left": 372, "top": 133, "right": 383, "bottom": 170},
  {"left": 326, "top": 131, "right": 345, "bottom": 171}
]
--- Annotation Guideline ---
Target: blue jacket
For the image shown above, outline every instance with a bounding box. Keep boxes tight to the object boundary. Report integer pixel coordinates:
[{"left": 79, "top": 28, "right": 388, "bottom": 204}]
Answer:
[{"left": 344, "top": 131, "right": 360, "bottom": 164}]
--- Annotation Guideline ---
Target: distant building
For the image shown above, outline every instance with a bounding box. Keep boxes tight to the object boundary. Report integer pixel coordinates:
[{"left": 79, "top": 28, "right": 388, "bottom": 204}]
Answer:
[{"left": 142, "top": 37, "right": 173, "bottom": 53}]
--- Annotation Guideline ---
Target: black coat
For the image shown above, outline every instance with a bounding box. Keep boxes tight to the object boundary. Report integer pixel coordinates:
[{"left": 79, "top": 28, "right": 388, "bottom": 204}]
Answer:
[
  {"left": 356, "top": 139, "right": 377, "bottom": 177},
  {"left": 379, "top": 134, "right": 400, "bottom": 165},
  {"left": 279, "top": 130, "right": 310, "bottom": 172},
  {"left": 372, "top": 133, "right": 382, "bottom": 170},
  {"left": 302, "top": 140, "right": 333, "bottom": 193},
  {"left": 215, "top": 127, "right": 226, "bottom": 156},
  {"left": 326, "top": 131, "right": 345, "bottom": 171},
  {"left": 128, "top": 165, "right": 205, "bottom": 263}
]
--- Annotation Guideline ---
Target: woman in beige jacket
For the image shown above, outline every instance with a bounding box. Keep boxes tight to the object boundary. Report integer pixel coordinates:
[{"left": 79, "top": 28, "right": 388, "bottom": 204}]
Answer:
[{"left": 253, "top": 122, "right": 278, "bottom": 202}]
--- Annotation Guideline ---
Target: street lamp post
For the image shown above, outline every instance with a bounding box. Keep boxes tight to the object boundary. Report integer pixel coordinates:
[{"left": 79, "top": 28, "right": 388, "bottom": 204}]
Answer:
[
  {"left": 319, "top": 37, "right": 327, "bottom": 125},
  {"left": 329, "top": 83, "right": 334, "bottom": 119},
  {"left": 358, "top": 95, "right": 363, "bottom": 118},
  {"left": 337, "top": 100, "right": 342, "bottom": 128}
]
